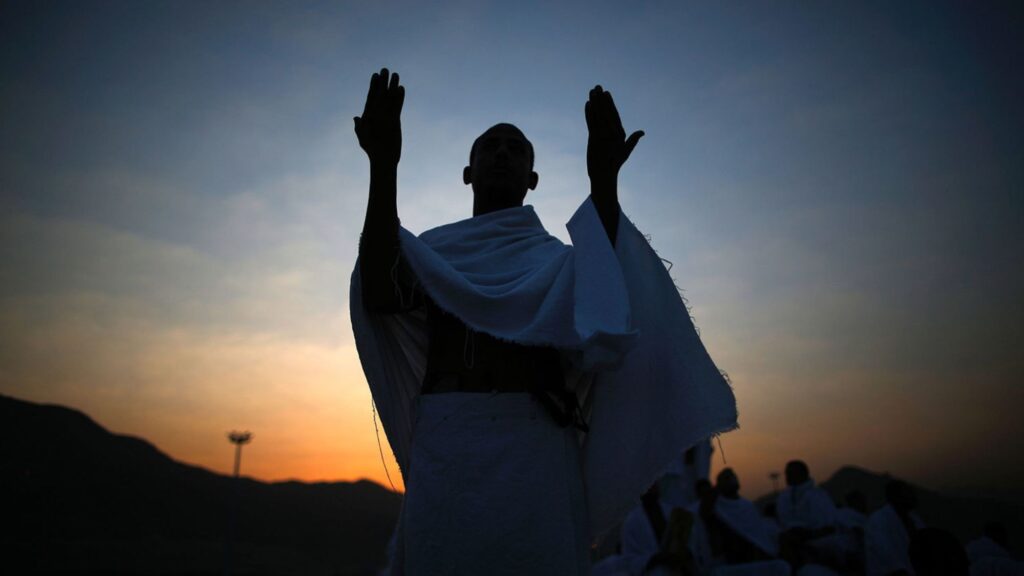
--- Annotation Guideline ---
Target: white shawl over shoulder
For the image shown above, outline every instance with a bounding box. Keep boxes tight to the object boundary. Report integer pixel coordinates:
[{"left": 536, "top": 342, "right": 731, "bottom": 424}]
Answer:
[{"left": 350, "top": 198, "right": 738, "bottom": 538}]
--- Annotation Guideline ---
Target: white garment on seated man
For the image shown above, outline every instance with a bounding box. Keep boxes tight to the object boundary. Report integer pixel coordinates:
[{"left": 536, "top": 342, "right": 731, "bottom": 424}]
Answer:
[
  {"left": 776, "top": 479, "right": 837, "bottom": 532},
  {"left": 864, "top": 503, "right": 924, "bottom": 576},
  {"left": 714, "top": 496, "right": 779, "bottom": 557}
]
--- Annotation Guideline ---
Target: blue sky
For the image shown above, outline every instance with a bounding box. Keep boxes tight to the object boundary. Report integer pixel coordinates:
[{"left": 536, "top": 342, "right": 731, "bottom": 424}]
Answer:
[{"left": 2, "top": 0, "right": 1021, "bottom": 499}]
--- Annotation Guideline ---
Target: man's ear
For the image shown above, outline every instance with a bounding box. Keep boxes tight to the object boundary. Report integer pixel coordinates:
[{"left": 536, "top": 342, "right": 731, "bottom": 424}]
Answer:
[
  {"left": 463, "top": 166, "right": 472, "bottom": 185},
  {"left": 528, "top": 171, "right": 538, "bottom": 190}
]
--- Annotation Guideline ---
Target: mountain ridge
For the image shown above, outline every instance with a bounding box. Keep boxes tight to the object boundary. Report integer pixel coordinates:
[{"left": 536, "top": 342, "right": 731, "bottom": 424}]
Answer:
[{"left": 0, "top": 393, "right": 402, "bottom": 575}]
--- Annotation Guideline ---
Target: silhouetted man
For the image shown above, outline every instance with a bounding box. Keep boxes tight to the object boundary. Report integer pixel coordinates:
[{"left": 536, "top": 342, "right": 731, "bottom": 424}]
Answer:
[
  {"left": 615, "top": 481, "right": 697, "bottom": 576},
  {"left": 833, "top": 490, "right": 869, "bottom": 572},
  {"left": 660, "top": 439, "right": 713, "bottom": 509},
  {"left": 706, "top": 468, "right": 777, "bottom": 562},
  {"left": 865, "top": 480, "right": 924, "bottom": 576},
  {"left": 776, "top": 460, "right": 839, "bottom": 569},
  {"left": 776, "top": 460, "right": 837, "bottom": 535},
  {"left": 350, "top": 68, "right": 737, "bottom": 575}
]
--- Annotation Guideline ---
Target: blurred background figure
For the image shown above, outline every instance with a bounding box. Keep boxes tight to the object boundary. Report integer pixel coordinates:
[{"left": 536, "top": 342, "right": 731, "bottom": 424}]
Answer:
[
  {"left": 704, "top": 468, "right": 778, "bottom": 563},
  {"left": 865, "top": 480, "right": 924, "bottom": 576},
  {"left": 660, "top": 440, "right": 714, "bottom": 509},
  {"left": 831, "top": 491, "right": 869, "bottom": 573},
  {"left": 611, "top": 482, "right": 697, "bottom": 576},
  {"left": 777, "top": 460, "right": 840, "bottom": 570}
]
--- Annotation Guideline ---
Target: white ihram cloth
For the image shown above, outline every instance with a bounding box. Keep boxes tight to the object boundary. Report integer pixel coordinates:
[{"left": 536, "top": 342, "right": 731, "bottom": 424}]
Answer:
[
  {"left": 403, "top": 393, "right": 589, "bottom": 574},
  {"left": 834, "top": 507, "right": 866, "bottom": 530},
  {"left": 660, "top": 438, "right": 713, "bottom": 508},
  {"left": 616, "top": 500, "right": 678, "bottom": 576},
  {"left": 350, "top": 199, "right": 738, "bottom": 541},
  {"left": 714, "top": 496, "right": 779, "bottom": 557},
  {"left": 776, "top": 480, "right": 837, "bottom": 531},
  {"left": 864, "top": 504, "right": 924, "bottom": 576}
]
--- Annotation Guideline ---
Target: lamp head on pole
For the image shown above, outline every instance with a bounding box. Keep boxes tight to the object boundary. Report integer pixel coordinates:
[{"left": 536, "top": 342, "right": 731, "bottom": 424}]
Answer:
[{"left": 228, "top": 431, "right": 252, "bottom": 446}]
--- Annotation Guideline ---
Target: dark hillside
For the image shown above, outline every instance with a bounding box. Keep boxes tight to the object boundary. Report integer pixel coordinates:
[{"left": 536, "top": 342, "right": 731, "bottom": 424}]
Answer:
[{"left": 0, "top": 394, "right": 402, "bottom": 575}]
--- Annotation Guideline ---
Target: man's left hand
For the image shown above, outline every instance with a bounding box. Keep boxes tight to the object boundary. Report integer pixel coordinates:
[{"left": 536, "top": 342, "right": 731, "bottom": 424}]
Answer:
[{"left": 585, "top": 85, "right": 644, "bottom": 185}]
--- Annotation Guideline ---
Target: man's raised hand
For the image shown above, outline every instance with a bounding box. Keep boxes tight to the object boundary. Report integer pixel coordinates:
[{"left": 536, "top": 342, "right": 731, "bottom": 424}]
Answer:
[
  {"left": 354, "top": 68, "right": 405, "bottom": 166},
  {"left": 585, "top": 85, "right": 644, "bottom": 184}
]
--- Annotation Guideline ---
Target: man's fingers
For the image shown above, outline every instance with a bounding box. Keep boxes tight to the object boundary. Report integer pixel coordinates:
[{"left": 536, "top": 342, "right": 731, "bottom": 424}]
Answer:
[
  {"left": 585, "top": 100, "right": 593, "bottom": 130},
  {"left": 624, "top": 130, "right": 644, "bottom": 158},
  {"left": 603, "top": 90, "right": 624, "bottom": 135},
  {"left": 364, "top": 68, "right": 404, "bottom": 117},
  {"left": 388, "top": 72, "right": 403, "bottom": 113},
  {"left": 395, "top": 85, "right": 405, "bottom": 114},
  {"left": 362, "top": 73, "right": 379, "bottom": 117},
  {"left": 590, "top": 85, "right": 610, "bottom": 136},
  {"left": 388, "top": 72, "right": 400, "bottom": 107},
  {"left": 374, "top": 69, "right": 403, "bottom": 114},
  {"left": 590, "top": 85, "right": 604, "bottom": 131}
]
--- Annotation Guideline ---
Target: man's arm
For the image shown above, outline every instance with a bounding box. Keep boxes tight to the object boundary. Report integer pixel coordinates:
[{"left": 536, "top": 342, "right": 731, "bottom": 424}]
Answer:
[
  {"left": 354, "top": 68, "right": 418, "bottom": 312},
  {"left": 585, "top": 85, "right": 644, "bottom": 245}
]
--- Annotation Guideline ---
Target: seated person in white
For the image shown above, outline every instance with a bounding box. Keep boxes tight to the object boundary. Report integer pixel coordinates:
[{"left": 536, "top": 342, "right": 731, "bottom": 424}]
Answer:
[
  {"left": 704, "top": 468, "right": 778, "bottom": 562},
  {"left": 776, "top": 460, "right": 840, "bottom": 569},
  {"left": 865, "top": 480, "right": 924, "bottom": 576}
]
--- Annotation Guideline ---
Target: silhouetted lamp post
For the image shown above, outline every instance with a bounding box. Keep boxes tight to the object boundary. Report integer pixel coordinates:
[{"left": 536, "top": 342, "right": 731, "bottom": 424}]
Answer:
[
  {"left": 227, "top": 431, "right": 252, "bottom": 478},
  {"left": 224, "top": 431, "right": 251, "bottom": 576}
]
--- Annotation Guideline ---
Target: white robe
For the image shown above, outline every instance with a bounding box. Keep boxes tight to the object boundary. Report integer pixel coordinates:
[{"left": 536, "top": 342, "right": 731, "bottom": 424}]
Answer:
[
  {"left": 776, "top": 480, "right": 837, "bottom": 531},
  {"left": 825, "top": 507, "right": 867, "bottom": 564},
  {"left": 402, "top": 393, "right": 589, "bottom": 574},
  {"left": 714, "top": 496, "right": 779, "bottom": 557},
  {"left": 864, "top": 504, "right": 924, "bottom": 576},
  {"left": 351, "top": 199, "right": 737, "bottom": 572},
  {"left": 660, "top": 439, "right": 713, "bottom": 509},
  {"left": 617, "top": 500, "right": 678, "bottom": 576},
  {"left": 834, "top": 507, "right": 866, "bottom": 530}
]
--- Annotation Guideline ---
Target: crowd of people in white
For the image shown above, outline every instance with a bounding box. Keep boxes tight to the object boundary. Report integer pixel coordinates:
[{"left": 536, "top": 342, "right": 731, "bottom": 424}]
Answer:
[{"left": 593, "top": 442, "right": 1020, "bottom": 576}]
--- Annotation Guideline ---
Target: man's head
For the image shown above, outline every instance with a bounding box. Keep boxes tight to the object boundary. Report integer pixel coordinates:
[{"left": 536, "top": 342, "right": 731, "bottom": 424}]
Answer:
[
  {"left": 785, "top": 460, "right": 810, "bottom": 487},
  {"left": 716, "top": 468, "right": 740, "bottom": 499},
  {"left": 463, "top": 123, "right": 538, "bottom": 216}
]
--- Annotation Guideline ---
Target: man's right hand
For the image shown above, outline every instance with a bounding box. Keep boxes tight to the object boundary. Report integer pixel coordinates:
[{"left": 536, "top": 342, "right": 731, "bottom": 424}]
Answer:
[{"left": 354, "top": 68, "right": 404, "bottom": 166}]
